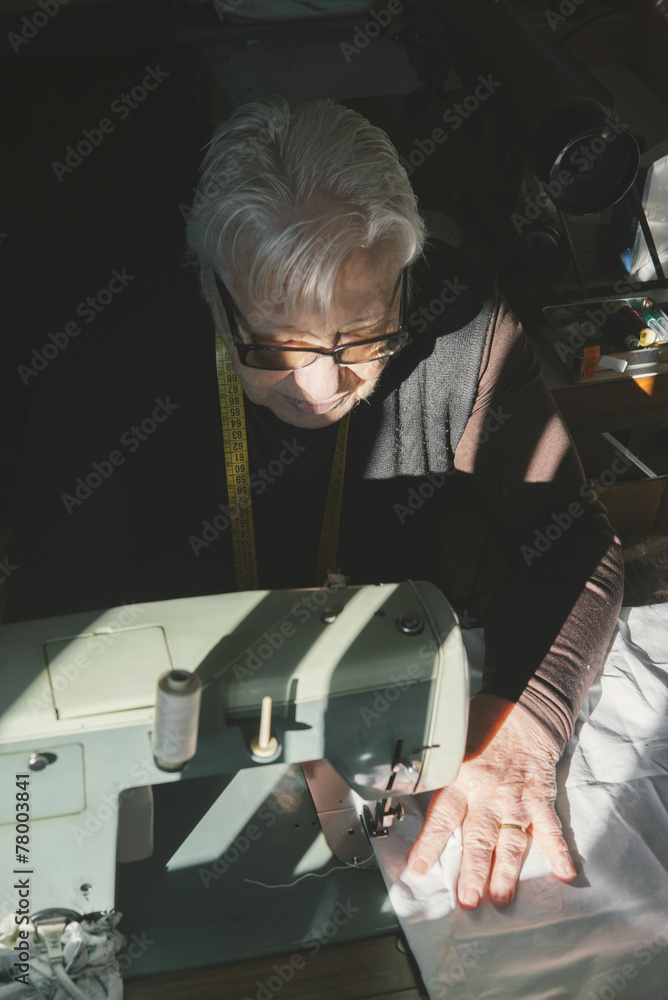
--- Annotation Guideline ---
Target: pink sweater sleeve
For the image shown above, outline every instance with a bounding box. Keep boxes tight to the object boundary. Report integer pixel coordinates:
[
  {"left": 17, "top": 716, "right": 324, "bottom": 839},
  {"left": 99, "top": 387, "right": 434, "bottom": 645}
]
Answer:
[{"left": 454, "top": 294, "right": 624, "bottom": 751}]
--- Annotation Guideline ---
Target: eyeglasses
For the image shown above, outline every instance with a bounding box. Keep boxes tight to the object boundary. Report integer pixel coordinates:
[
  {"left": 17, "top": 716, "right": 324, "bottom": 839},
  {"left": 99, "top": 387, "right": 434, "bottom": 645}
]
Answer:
[{"left": 213, "top": 269, "right": 409, "bottom": 371}]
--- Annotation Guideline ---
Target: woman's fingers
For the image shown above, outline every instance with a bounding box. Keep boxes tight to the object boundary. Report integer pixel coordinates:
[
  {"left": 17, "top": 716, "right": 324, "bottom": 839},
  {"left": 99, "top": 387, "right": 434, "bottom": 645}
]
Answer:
[
  {"left": 530, "top": 801, "right": 577, "bottom": 881},
  {"left": 407, "top": 696, "right": 575, "bottom": 906},
  {"left": 487, "top": 824, "right": 530, "bottom": 906},
  {"left": 456, "top": 810, "right": 502, "bottom": 907},
  {"left": 407, "top": 784, "right": 467, "bottom": 876}
]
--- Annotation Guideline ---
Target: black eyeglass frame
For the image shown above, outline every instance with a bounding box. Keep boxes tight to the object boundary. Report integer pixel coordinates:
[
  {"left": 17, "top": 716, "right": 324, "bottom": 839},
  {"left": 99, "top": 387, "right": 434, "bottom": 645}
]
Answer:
[{"left": 213, "top": 268, "right": 409, "bottom": 370}]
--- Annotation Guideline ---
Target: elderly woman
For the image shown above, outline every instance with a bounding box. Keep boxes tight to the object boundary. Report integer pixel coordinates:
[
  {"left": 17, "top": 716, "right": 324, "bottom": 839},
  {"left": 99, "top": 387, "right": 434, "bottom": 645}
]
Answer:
[{"left": 6, "top": 96, "right": 623, "bottom": 908}]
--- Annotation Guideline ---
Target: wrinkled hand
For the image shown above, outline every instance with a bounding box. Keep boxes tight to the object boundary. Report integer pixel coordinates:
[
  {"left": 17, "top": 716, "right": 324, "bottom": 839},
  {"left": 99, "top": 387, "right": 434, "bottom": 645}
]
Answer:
[{"left": 407, "top": 693, "right": 576, "bottom": 907}]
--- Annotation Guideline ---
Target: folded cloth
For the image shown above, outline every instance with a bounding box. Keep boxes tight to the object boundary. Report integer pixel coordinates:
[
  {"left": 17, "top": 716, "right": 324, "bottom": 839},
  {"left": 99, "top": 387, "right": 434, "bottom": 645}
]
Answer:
[
  {"left": 374, "top": 604, "right": 668, "bottom": 1000},
  {"left": 0, "top": 911, "right": 125, "bottom": 999}
]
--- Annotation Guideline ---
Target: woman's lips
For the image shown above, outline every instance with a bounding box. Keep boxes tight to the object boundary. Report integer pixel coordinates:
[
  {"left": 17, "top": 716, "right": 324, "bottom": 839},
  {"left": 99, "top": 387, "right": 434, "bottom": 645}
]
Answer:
[{"left": 286, "top": 396, "right": 347, "bottom": 415}]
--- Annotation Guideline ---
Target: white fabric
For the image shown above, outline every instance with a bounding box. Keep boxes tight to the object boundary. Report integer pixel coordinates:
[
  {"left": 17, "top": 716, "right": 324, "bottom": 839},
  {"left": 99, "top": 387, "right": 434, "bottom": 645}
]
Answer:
[
  {"left": 0, "top": 911, "right": 125, "bottom": 999},
  {"left": 375, "top": 605, "right": 668, "bottom": 1000}
]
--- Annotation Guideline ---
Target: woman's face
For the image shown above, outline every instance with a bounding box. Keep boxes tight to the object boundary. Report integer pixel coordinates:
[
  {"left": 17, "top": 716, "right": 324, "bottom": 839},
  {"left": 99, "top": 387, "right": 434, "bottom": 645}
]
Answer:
[{"left": 213, "top": 244, "right": 404, "bottom": 429}]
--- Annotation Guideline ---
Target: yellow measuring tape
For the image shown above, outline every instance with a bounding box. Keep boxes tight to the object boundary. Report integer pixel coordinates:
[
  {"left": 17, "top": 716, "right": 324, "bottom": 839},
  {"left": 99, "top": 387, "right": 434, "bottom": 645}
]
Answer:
[
  {"left": 215, "top": 332, "right": 350, "bottom": 590},
  {"left": 317, "top": 410, "right": 349, "bottom": 583},
  {"left": 215, "top": 332, "right": 259, "bottom": 590}
]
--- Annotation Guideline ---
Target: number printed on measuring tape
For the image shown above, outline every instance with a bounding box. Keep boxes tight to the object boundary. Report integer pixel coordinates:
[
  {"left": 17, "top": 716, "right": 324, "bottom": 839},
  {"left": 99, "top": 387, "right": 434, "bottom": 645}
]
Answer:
[
  {"left": 214, "top": 329, "right": 350, "bottom": 590},
  {"left": 215, "top": 332, "right": 259, "bottom": 590}
]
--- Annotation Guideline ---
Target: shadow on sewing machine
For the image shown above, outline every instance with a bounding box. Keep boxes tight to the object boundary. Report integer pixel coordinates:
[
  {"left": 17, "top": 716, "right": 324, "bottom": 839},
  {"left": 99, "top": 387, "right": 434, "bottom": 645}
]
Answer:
[
  {"left": 114, "top": 766, "right": 366, "bottom": 973},
  {"left": 0, "top": 580, "right": 469, "bottom": 976},
  {"left": 112, "top": 589, "right": 402, "bottom": 971}
]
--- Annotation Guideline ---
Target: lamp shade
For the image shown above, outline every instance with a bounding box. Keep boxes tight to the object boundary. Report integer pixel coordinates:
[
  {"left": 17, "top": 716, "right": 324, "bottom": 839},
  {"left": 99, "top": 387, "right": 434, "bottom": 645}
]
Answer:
[{"left": 531, "top": 101, "right": 640, "bottom": 214}]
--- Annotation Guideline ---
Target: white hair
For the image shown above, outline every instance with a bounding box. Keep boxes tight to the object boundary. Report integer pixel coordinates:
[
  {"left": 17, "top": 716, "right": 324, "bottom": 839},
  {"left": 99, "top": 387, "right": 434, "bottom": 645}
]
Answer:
[{"left": 185, "top": 95, "right": 425, "bottom": 316}]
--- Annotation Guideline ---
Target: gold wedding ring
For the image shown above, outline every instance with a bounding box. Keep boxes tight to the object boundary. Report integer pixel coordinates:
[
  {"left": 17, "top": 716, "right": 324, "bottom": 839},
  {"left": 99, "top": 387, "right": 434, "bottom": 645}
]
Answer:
[{"left": 499, "top": 823, "right": 528, "bottom": 835}]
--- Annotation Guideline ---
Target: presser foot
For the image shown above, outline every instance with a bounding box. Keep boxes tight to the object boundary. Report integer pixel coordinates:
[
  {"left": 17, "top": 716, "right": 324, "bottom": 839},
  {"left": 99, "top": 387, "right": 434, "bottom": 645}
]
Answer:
[
  {"left": 362, "top": 798, "right": 405, "bottom": 839},
  {"left": 300, "top": 759, "right": 378, "bottom": 869}
]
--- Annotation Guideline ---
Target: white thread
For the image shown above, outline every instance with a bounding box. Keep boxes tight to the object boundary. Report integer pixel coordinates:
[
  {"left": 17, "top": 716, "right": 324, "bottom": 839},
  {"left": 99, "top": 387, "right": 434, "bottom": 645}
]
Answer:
[
  {"left": 152, "top": 670, "right": 202, "bottom": 769},
  {"left": 244, "top": 856, "right": 375, "bottom": 889}
]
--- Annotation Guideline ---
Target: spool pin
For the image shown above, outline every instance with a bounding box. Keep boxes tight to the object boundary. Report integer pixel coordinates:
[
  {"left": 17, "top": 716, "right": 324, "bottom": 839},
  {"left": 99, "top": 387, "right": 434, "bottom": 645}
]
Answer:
[{"left": 251, "top": 696, "right": 280, "bottom": 761}]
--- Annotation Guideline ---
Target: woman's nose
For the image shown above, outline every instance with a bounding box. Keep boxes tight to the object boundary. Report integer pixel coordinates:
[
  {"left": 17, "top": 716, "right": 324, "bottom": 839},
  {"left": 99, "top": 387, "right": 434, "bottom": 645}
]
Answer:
[{"left": 290, "top": 356, "right": 355, "bottom": 399}]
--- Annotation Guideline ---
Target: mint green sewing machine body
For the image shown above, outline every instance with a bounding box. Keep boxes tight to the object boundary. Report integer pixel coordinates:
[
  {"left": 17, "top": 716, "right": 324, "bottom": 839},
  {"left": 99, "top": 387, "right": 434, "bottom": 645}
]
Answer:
[{"left": 0, "top": 581, "right": 467, "bottom": 975}]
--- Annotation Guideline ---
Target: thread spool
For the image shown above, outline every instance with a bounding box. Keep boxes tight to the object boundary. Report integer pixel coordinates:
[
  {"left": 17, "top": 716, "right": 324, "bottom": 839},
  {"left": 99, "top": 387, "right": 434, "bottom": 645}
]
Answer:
[
  {"left": 641, "top": 305, "right": 668, "bottom": 341},
  {"left": 152, "top": 670, "right": 202, "bottom": 772},
  {"left": 646, "top": 317, "right": 668, "bottom": 344},
  {"left": 613, "top": 302, "right": 656, "bottom": 346},
  {"left": 601, "top": 309, "right": 640, "bottom": 351}
]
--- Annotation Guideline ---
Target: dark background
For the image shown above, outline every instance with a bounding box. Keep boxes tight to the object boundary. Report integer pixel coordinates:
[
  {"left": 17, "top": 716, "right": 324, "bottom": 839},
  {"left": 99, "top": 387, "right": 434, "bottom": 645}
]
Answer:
[
  {"left": 1, "top": 2, "right": 215, "bottom": 533},
  {"left": 1, "top": 0, "right": 666, "bottom": 618}
]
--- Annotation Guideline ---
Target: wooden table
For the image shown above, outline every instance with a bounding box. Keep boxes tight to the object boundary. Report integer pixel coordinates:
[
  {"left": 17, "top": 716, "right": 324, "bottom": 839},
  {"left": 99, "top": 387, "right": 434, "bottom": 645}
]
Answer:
[
  {"left": 537, "top": 340, "right": 668, "bottom": 536},
  {"left": 551, "top": 373, "right": 668, "bottom": 435},
  {"left": 125, "top": 933, "right": 426, "bottom": 1000}
]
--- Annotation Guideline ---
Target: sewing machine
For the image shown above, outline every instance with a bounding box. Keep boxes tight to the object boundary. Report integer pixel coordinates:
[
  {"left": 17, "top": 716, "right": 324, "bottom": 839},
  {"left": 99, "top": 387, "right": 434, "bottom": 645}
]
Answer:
[{"left": 0, "top": 580, "right": 467, "bottom": 976}]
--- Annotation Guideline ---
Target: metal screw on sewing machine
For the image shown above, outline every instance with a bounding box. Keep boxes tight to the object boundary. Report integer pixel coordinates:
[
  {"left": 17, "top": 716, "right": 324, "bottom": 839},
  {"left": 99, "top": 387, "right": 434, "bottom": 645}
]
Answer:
[
  {"left": 396, "top": 613, "right": 424, "bottom": 635},
  {"left": 28, "top": 751, "right": 57, "bottom": 771},
  {"left": 320, "top": 608, "right": 339, "bottom": 624},
  {"left": 80, "top": 884, "right": 92, "bottom": 894}
]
